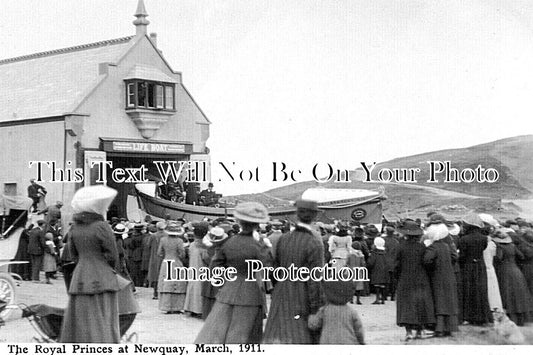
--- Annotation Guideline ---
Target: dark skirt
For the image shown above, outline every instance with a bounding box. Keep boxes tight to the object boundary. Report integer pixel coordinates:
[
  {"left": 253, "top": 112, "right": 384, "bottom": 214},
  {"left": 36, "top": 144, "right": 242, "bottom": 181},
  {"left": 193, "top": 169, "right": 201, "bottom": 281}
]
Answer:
[
  {"left": 396, "top": 286, "right": 436, "bottom": 327},
  {"left": 461, "top": 262, "right": 492, "bottom": 324},
  {"left": 60, "top": 291, "right": 120, "bottom": 343},
  {"left": 195, "top": 302, "right": 263, "bottom": 344},
  {"left": 201, "top": 296, "right": 216, "bottom": 320},
  {"left": 435, "top": 315, "right": 459, "bottom": 333},
  {"left": 496, "top": 262, "right": 533, "bottom": 322}
]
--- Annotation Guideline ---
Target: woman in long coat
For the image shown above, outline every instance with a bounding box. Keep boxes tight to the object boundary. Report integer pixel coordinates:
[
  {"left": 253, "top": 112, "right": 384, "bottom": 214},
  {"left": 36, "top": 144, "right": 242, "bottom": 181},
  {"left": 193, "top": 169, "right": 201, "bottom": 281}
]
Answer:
[
  {"left": 200, "top": 226, "right": 231, "bottom": 319},
  {"left": 195, "top": 202, "right": 271, "bottom": 344},
  {"left": 423, "top": 223, "right": 459, "bottom": 336},
  {"left": 394, "top": 220, "right": 435, "bottom": 341},
  {"left": 146, "top": 222, "right": 167, "bottom": 299},
  {"left": 493, "top": 228, "right": 533, "bottom": 326},
  {"left": 457, "top": 214, "right": 492, "bottom": 325},
  {"left": 517, "top": 230, "right": 533, "bottom": 297},
  {"left": 158, "top": 223, "right": 187, "bottom": 313},
  {"left": 184, "top": 222, "right": 210, "bottom": 317},
  {"left": 60, "top": 186, "right": 122, "bottom": 343}
]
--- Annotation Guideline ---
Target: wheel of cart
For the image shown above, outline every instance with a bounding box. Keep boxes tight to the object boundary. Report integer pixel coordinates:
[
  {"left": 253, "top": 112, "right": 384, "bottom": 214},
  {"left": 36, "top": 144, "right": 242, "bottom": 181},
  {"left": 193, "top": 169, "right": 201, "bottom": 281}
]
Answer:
[
  {"left": 0, "top": 193, "right": 33, "bottom": 321},
  {"left": 0, "top": 272, "right": 16, "bottom": 320}
]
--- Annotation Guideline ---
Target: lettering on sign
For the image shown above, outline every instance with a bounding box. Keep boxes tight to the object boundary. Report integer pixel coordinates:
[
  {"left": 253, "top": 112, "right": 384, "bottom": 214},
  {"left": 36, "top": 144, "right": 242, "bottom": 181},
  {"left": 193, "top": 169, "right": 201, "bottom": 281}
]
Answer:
[{"left": 111, "top": 142, "right": 186, "bottom": 154}]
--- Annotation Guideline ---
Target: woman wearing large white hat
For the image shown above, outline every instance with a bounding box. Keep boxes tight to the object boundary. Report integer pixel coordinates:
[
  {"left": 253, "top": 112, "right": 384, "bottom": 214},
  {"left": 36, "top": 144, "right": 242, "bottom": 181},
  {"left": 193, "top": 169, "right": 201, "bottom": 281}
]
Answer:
[{"left": 60, "top": 186, "right": 124, "bottom": 343}]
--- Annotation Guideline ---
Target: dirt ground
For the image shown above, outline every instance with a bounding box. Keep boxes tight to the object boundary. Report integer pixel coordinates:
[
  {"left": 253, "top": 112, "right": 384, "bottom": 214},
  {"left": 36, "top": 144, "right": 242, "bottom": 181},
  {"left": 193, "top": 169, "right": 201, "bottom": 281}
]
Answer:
[{"left": 1, "top": 275, "right": 533, "bottom": 345}]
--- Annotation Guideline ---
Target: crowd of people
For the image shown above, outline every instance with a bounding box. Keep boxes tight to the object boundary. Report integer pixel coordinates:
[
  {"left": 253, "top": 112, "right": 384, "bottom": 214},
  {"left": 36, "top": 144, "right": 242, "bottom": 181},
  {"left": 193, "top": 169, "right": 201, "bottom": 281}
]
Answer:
[{"left": 10, "top": 185, "right": 533, "bottom": 344}]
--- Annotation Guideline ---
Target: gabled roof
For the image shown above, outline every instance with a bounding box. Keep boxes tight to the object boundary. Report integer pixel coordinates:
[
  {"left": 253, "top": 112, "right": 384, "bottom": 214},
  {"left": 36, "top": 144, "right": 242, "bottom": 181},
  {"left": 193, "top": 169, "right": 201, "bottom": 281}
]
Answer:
[{"left": 0, "top": 36, "right": 135, "bottom": 122}]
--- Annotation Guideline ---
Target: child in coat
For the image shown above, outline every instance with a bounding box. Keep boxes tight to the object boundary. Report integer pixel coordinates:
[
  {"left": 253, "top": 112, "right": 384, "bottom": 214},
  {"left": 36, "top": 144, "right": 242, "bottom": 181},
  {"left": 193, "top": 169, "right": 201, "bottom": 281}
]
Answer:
[
  {"left": 347, "top": 241, "right": 366, "bottom": 304},
  {"left": 308, "top": 277, "right": 365, "bottom": 344},
  {"left": 367, "top": 237, "right": 389, "bottom": 304}
]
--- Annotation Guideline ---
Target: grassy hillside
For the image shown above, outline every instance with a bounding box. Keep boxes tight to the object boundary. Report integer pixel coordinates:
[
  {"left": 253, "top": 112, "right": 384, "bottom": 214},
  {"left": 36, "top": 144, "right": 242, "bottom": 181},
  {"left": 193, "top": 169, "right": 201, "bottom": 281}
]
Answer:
[{"left": 228, "top": 135, "right": 533, "bottom": 220}]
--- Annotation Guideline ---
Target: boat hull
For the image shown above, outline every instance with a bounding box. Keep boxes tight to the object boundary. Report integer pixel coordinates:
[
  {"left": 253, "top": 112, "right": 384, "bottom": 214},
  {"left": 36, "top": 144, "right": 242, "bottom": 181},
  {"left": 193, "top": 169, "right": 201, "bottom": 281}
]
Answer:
[{"left": 136, "top": 190, "right": 383, "bottom": 224}]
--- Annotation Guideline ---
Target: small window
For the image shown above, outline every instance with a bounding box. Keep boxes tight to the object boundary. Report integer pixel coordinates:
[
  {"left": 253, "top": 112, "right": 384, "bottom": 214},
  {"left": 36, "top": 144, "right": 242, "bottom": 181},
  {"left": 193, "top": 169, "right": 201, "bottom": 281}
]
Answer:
[
  {"left": 137, "top": 82, "right": 147, "bottom": 107},
  {"left": 147, "top": 83, "right": 155, "bottom": 108},
  {"left": 127, "top": 83, "right": 135, "bottom": 107},
  {"left": 156, "top": 85, "right": 164, "bottom": 108},
  {"left": 125, "top": 80, "right": 175, "bottom": 111},
  {"left": 165, "top": 86, "right": 174, "bottom": 110}
]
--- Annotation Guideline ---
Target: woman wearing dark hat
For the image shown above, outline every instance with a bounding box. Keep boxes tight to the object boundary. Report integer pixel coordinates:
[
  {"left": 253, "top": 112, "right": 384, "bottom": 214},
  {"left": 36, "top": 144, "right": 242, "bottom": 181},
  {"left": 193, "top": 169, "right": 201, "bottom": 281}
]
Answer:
[
  {"left": 493, "top": 227, "right": 533, "bottom": 326},
  {"left": 126, "top": 224, "right": 147, "bottom": 287},
  {"left": 157, "top": 223, "right": 188, "bottom": 314},
  {"left": 394, "top": 219, "right": 436, "bottom": 341},
  {"left": 184, "top": 221, "right": 210, "bottom": 317},
  {"left": 60, "top": 186, "right": 125, "bottom": 343},
  {"left": 457, "top": 213, "right": 492, "bottom": 325},
  {"left": 195, "top": 202, "right": 271, "bottom": 344}
]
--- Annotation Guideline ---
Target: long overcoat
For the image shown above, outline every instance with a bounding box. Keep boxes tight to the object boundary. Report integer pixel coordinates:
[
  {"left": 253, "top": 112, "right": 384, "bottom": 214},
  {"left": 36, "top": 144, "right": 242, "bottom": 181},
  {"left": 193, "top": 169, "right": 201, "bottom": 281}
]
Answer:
[
  {"left": 157, "top": 235, "right": 187, "bottom": 294},
  {"left": 184, "top": 239, "right": 209, "bottom": 314},
  {"left": 394, "top": 238, "right": 436, "bottom": 327},
  {"left": 263, "top": 224, "right": 326, "bottom": 344},
  {"left": 457, "top": 231, "right": 492, "bottom": 324},
  {"left": 423, "top": 240, "right": 459, "bottom": 316},
  {"left": 494, "top": 242, "right": 533, "bottom": 317},
  {"left": 517, "top": 236, "right": 533, "bottom": 296},
  {"left": 367, "top": 250, "right": 389, "bottom": 285},
  {"left": 195, "top": 232, "right": 270, "bottom": 344},
  {"left": 146, "top": 230, "right": 166, "bottom": 283},
  {"left": 60, "top": 212, "right": 121, "bottom": 343}
]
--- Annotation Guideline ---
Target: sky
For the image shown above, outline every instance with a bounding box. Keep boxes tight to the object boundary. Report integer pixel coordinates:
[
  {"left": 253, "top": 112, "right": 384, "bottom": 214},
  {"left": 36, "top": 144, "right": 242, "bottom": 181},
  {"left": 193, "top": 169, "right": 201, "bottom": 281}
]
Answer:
[{"left": 2, "top": 0, "right": 533, "bottom": 195}]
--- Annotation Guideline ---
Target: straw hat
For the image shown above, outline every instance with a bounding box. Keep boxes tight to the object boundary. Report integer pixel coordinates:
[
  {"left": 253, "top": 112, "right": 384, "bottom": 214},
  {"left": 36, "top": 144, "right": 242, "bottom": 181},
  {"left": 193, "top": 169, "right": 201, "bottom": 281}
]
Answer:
[
  {"left": 461, "top": 212, "right": 484, "bottom": 229},
  {"left": 492, "top": 227, "right": 513, "bottom": 244},
  {"left": 479, "top": 213, "right": 500, "bottom": 227},
  {"left": 234, "top": 202, "right": 269, "bottom": 223},
  {"left": 166, "top": 223, "right": 185, "bottom": 236},
  {"left": 203, "top": 226, "right": 229, "bottom": 247},
  {"left": 71, "top": 185, "right": 117, "bottom": 216},
  {"left": 113, "top": 223, "right": 129, "bottom": 235}
]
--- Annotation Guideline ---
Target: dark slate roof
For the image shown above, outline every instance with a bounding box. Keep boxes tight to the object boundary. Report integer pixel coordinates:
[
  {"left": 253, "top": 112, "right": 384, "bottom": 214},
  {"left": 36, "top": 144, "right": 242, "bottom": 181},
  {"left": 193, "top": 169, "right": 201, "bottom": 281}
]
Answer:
[{"left": 0, "top": 36, "right": 135, "bottom": 122}]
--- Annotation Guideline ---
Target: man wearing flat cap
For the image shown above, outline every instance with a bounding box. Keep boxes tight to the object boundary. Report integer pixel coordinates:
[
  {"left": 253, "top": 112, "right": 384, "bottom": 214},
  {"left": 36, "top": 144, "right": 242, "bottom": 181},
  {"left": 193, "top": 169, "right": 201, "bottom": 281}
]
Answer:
[{"left": 264, "top": 199, "right": 326, "bottom": 344}]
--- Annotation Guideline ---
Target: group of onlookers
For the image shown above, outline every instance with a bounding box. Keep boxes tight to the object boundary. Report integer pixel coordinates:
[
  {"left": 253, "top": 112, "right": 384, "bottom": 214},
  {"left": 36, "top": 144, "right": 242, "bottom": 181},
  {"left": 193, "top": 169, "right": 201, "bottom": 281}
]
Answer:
[{"left": 11, "top": 184, "right": 533, "bottom": 344}]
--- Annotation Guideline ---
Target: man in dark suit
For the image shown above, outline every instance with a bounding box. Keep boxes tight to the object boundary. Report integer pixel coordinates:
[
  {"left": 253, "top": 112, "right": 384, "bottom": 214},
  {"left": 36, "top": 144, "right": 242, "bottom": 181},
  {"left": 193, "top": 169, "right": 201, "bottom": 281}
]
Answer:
[
  {"left": 27, "top": 220, "right": 47, "bottom": 281},
  {"left": 263, "top": 199, "right": 326, "bottom": 344},
  {"left": 27, "top": 179, "right": 47, "bottom": 212}
]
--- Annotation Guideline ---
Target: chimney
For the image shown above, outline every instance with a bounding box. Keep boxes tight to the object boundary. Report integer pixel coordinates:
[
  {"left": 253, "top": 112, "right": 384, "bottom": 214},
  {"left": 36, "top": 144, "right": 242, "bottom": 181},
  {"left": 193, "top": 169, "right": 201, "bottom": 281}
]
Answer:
[{"left": 149, "top": 32, "right": 157, "bottom": 47}]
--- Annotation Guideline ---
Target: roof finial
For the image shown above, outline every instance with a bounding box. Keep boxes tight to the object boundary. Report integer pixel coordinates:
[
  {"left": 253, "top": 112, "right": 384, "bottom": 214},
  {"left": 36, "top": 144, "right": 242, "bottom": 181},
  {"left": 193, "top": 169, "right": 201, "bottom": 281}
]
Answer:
[{"left": 133, "top": 0, "right": 150, "bottom": 36}]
